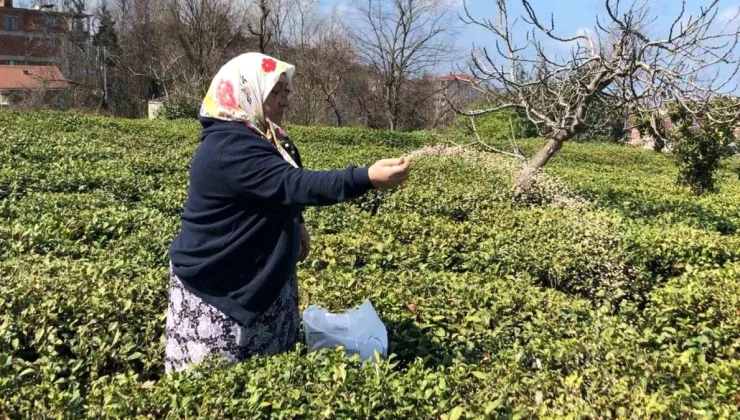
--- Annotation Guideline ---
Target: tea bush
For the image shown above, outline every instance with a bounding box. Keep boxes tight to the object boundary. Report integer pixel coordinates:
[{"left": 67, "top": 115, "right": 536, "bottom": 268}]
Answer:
[
  {"left": 157, "top": 97, "right": 201, "bottom": 121},
  {"left": 287, "top": 124, "right": 438, "bottom": 149},
  {"left": 444, "top": 109, "right": 536, "bottom": 143},
  {"left": 2, "top": 111, "right": 739, "bottom": 418}
]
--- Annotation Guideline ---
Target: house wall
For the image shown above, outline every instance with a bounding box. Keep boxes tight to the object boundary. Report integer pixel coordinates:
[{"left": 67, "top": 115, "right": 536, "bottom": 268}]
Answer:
[
  {"left": 0, "top": 4, "right": 86, "bottom": 66},
  {"left": 627, "top": 112, "right": 740, "bottom": 150},
  {"left": 433, "top": 78, "right": 478, "bottom": 127}
]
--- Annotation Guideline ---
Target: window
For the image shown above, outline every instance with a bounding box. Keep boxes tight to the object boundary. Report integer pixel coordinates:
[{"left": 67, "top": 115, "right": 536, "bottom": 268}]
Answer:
[
  {"left": 4, "top": 16, "right": 18, "bottom": 31},
  {"left": 45, "top": 14, "right": 56, "bottom": 27}
]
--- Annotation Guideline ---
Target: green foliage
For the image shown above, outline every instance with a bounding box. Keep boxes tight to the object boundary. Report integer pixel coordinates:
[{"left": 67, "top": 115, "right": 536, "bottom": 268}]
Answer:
[
  {"left": 286, "top": 125, "right": 438, "bottom": 149},
  {"left": 1, "top": 111, "right": 739, "bottom": 418},
  {"left": 634, "top": 112, "right": 669, "bottom": 152},
  {"left": 670, "top": 103, "right": 738, "bottom": 195},
  {"left": 92, "top": 6, "right": 119, "bottom": 68},
  {"left": 157, "top": 97, "right": 201, "bottom": 120},
  {"left": 574, "top": 96, "right": 627, "bottom": 143},
  {"left": 446, "top": 108, "right": 536, "bottom": 143}
]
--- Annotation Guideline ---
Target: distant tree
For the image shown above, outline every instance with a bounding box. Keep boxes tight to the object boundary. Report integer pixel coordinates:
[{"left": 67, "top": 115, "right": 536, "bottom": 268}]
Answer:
[
  {"left": 296, "top": 7, "right": 355, "bottom": 126},
  {"left": 163, "top": 0, "right": 243, "bottom": 94},
  {"left": 352, "top": 0, "right": 456, "bottom": 130},
  {"left": 92, "top": 5, "right": 119, "bottom": 109},
  {"left": 460, "top": 0, "right": 740, "bottom": 191},
  {"left": 93, "top": 6, "right": 119, "bottom": 58},
  {"left": 670, "top": 97, "right": 740, "bottom": 194},
  {"left": 246, "top": 0, "right": 274, "bottom": 54}
]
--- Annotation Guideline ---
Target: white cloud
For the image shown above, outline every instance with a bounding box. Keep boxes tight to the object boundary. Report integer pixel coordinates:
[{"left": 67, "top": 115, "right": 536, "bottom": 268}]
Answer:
[
  {"left": 448, "top": 0, "right": 467, "bottom": 10},
  {"left": 574, "top": 27, "right": 595, "bottom": 44},
  {"left": 564, "top": 27, "right": 596, "bottom": 49},
  {"left": 544, "top": 26, "right": 599, "bottom": 61},
  {"left": 320, "top": 1, "right": 351, "bottom": 20},
  {"left": 720, "top": 5, "right": 740, "bottom": 24},
  {"left": 333, "top": 2, "right": 350, "bottom": 15}
]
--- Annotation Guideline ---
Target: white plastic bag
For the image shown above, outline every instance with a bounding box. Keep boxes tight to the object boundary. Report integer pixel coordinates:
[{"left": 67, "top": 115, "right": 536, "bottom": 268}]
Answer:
[{"left": 302, "top": 300, "right": 388, "bottom": 362}]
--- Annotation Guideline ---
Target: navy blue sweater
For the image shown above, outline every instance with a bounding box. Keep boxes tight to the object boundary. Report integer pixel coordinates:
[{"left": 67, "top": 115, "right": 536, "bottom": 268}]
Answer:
[{"left": 170, "top": 118, "right": 374, "bottom": 327}]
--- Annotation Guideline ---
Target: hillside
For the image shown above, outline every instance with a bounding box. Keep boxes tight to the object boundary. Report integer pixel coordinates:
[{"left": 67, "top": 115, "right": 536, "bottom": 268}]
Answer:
[{"left": 1, "top": 112, "right": 739, "bottom": 418}]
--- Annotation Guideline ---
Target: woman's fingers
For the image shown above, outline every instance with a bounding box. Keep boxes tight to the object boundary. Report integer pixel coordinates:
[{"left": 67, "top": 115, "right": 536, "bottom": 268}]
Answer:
[
  {"left": 378, "top": 157, "right": 405, "bottom": 167},
  {"left": 389, "top": 166, "right": 410, "bottom": 179},
  {"left": 390, "top": 166, "right": 409, "bottom": 177},
  {"left": 378, "top": 157, "right": 411, "bottom": 168},
  {"left": 369, "top": 156, "right": 412, "bottom": 189}
]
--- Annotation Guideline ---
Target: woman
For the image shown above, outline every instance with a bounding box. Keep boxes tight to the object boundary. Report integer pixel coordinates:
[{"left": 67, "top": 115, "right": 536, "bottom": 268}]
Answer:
[{"left": 165, "top": 53, "right": 410, "bottom": 373}]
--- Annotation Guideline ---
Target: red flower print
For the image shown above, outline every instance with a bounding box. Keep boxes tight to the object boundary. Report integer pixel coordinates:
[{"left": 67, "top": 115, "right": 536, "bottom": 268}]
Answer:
[
  {"left": 216, "top": 79, "right": 237, "bottom": 109},
  {"left": 262, "top": 58, "right": 277, "bottom": 73}
]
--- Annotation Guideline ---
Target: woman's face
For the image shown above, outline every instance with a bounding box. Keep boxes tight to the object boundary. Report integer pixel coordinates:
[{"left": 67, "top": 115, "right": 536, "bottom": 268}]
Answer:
[{"left": 264, "top": 73, "right": 290, "bottom": 125}]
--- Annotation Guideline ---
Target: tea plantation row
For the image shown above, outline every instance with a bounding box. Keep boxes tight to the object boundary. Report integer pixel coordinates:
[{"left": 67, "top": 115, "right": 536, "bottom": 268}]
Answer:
[{"left": 1, "top": 112, "right": 739, "bottom": 418}]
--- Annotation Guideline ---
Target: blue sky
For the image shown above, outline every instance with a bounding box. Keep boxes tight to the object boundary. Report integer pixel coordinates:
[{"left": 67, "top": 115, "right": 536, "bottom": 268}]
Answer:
[{"left": 323, "top": 0, "right": 740, "bottom": 89}]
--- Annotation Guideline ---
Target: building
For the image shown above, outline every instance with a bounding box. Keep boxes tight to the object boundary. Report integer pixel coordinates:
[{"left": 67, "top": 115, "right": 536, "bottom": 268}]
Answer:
[
  {"left": 0, "top": 64, "right": 68, "bottom": 107},
  {"left": 433, "top": 73, "right": 480, "bottom": 127},
  {"left": 626, "top": 106, "right": 740, "bottom": 150},
  {"left": 0, "top": 0, "right": 89, "bottom": 71}
]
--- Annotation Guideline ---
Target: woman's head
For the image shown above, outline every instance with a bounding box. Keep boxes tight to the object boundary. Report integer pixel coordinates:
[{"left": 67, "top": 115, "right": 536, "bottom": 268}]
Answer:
[
  {"left": 200, "top": 53, "right": 295, "bottom": 129},
  {"left": 263, "top": 73, "right": 291, "bottom": 126}
]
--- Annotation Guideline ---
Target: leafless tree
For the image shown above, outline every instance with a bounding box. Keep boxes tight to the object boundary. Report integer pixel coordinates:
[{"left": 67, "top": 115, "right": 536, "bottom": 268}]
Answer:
[
  {"left": 246, "top": 0, "right": 274, "bottom": 54},
  {"left": 267, "top": 0, "right": 298, "bottom": 57},
  {"left": 165, "top": 0, "right": 245, "bottom": 93},
  {"left": 352, "top": 0, "right": 457, "bottom": 130},
  {"left": 24, "top": 0, "right": 462, "bottom": 127},
  {"left": 286, "top": 0, "right": 316, "bottom": 46},
  {"left": 104, "top": 0, "right": 161, "bottom": 115},
  {"left": 460, "top": 0, "right": 740, "bottom": 190},
  {"left": 97, "top": 0, "right": 246, "bottom": 114},
  {"left": 295, "top": 6, "right": 356, "bottom": 126}
]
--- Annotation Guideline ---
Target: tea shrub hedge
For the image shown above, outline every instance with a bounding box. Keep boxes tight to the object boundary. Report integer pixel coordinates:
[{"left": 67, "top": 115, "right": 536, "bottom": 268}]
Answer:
[
  {"left": 444, "top": 109, "right": 537, "bottom": 143},
  {"left": 2, "top": 111, "right": 739, "bottom": 418}
]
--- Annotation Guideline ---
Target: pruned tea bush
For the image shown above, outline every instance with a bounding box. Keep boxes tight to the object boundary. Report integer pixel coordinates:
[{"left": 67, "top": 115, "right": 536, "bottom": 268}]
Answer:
[{"left": 2, "top": 111, "right": 739, "bottom": 418}]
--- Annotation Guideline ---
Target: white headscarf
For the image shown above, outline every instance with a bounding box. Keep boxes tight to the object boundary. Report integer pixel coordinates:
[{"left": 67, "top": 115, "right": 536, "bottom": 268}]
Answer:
[{"left": 200, "top": 52, "right": 298, "bottom": 167}]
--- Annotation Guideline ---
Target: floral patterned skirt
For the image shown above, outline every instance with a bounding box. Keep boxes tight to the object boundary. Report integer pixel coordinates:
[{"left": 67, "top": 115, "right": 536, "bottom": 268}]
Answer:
[{"left": 165, "top": 264, "right": 300, "bottom": 373}]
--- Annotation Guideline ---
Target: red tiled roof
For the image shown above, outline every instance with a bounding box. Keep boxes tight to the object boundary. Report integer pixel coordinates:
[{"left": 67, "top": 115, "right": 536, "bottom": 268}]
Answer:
[
  {"left": 437, "top": 73, "right": 479, "bottom": 82},
  {"left": 0, "top": 65, "right": 69, "bottom": 90}
]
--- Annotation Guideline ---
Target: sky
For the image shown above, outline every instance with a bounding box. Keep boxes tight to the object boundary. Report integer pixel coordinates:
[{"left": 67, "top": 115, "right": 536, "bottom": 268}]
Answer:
[
  {"left": 13, "top": 0, "right": 740, "bottom": 89},
  {"left": 322, "top": 0, "right": 740, "bottom": 90}
]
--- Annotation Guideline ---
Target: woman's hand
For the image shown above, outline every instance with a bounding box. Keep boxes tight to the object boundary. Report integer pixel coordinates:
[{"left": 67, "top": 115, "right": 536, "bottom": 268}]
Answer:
[
  {"left": 368, "top": 157, "right": 411, "bottom": 189},
  {"left": 299, "top": 224, "right": 311, "bottom": 261}
]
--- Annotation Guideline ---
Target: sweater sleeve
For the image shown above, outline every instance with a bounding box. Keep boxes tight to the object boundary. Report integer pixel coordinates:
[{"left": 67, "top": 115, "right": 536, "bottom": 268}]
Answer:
[{"left": 219, "top": 133, "right": 375, "bottom": 206}]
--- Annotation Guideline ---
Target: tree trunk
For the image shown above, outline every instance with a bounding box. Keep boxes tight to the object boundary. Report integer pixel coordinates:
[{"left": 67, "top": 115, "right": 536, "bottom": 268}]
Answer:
[
  {"left": 333, "top": 106, "right": 343, "bottom": 127},
  {"left": 653, "top": 135, "right": 665, "bottom": 153},
  {"left": 516, "top": 138, "right": 563, "bottom": 191},
  {"left": 327, "top": 95, "right": 342, "bottom": 127}
]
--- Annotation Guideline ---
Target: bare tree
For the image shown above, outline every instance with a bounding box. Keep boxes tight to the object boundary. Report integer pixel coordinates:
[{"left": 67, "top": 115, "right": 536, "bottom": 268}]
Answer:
[
  {"left": 288, "top": 0, "right": 316, "bottom": 46},
  {"left": 246, "top": 0, "right": 274, "bottom": 54},
  {"left": 352, "top": 0, "right": 457, "bottom": 130},
  {"left": 277, "top": 0, "right": 326, "bottom": 124},
  {"left": 296, "top": 6, "right": 356, "bottom": 126},
  {"left": 98, "top": 0, "right": 246, "bottom": 115},
  {"left": 106, "top": 0, "right": 161, "bottom": 115},
  {"left": 461, "top": 0, "right": 740, "bottom": 191},
  {"left": 169, "top": 0, "right": 244, "bottom": 90},
  {"left": 267, "top": 0, "right": 298, "bottom": 57}
]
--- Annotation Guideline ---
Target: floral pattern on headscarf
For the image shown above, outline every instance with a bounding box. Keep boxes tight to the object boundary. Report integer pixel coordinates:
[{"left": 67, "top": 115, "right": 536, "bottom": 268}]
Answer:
[{"left": 200, "top": 53, "right": 298, "bottom": 168}]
